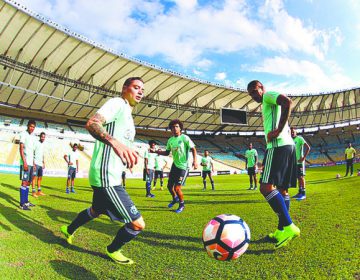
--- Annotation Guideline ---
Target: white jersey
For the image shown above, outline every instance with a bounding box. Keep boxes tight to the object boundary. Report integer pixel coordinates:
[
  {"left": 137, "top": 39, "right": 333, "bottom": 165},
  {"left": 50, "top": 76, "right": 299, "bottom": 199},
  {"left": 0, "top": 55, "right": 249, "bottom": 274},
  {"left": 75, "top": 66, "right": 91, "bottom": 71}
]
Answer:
[
  {"left": 19, "top": 130, "right": 36, "bottom": 165},
  {"left": 66, "top": 149, "right": 79, "bottom": 168},
  {"left": 89, "top": 97, "right": 136, "bottom": 187},
  {"left": 34, "top": 141, "right": 45, "bottom": 166}
]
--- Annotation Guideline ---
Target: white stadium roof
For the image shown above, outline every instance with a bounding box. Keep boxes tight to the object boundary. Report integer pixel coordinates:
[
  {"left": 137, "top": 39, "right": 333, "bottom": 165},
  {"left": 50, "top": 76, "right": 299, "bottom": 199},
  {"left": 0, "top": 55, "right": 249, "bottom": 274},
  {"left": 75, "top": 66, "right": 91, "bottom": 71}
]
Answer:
[{"left": 0, "top": 0, "right": 359, "bottom": 133}]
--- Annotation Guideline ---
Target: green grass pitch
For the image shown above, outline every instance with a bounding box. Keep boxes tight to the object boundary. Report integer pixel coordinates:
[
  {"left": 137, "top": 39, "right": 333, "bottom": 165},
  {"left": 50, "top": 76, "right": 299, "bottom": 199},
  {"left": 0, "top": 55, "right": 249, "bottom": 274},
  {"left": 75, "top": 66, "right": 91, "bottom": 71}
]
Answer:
[{"left": 0, "top": 164, "right": 359, "bottom": 279}]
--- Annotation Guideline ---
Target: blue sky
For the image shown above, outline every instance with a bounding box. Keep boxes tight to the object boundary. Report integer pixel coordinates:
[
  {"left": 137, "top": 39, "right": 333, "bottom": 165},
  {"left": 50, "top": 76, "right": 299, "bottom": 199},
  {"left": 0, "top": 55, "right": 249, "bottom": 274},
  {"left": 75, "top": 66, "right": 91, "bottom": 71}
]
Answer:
[{"left": 15, "top": 0, "right": 360, "bottom": 94}]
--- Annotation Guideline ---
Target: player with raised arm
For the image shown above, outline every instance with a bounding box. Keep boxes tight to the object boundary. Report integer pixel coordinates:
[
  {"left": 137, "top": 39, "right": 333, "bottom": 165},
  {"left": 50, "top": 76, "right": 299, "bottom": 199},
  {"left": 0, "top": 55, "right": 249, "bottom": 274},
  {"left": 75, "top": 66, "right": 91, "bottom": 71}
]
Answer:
[
  {"left": 32, "top": 132, "right": 46, "bottom": 197},
  {"left": 245, "top": 143, "right": 258, "bottom": 190},
  {"left": 247, "top": 80, "right": 299, "bottom": 249},
  {"left": 201, "top": 150, "right": 215, "bottom": 191},
  {"left": 60, "top": 77, "right": 145, "bottom": 265},
  {"left": 155, "top": 119, "right": 198, "bottom": 213},
  {"left": 19, "top": 120, "right": 37, "bottom": 210},
  {"left": 291, "top": 127, "right": 310, "bottom": 200}
]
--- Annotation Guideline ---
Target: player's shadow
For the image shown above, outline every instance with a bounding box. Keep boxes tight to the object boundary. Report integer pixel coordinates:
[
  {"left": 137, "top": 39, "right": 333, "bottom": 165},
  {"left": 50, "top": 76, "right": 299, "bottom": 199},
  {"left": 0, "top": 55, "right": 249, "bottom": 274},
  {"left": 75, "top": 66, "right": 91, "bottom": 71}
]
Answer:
[
  {"left": 0, "top": 184, "right": 20, "bottom": 208},
  {"left": 50, "top": 194, "right": 90, "bottom": 204},
  {"left": 188, "top": 192, "right": 253, "bottom": 197},
  {"left": 307, "top": 178, "right": 338, "bottom": 184},
  {"left": 186, "top": 199, "right": 263, "bottom": 205},
  {"left": 50, "top": 260, "right": 98, "bottom": 280}
]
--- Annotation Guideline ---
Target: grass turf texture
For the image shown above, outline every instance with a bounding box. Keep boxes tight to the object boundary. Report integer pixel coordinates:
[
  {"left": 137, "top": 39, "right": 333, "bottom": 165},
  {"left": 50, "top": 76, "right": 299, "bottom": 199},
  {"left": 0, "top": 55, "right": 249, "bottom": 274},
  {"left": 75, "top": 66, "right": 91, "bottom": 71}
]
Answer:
[{"left": 0, "top": 165, "right": 359, "bottom": 280}]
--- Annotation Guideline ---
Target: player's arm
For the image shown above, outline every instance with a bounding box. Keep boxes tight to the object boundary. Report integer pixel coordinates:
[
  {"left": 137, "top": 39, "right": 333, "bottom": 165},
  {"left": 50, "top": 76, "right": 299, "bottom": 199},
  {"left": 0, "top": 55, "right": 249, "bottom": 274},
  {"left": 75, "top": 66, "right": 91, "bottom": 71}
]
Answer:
[
  {"left": 245, "top": 157, "right": 248, "bottom": 169},
  {"left": 144, "top": 157, "right": 149, "bottom": 174},
  {"left": 211, "top": 159, "right": 215, "bottom": 173},
  {"left": 157, "top": 149, "right": 170, "bottom": 156},
  {"left": 19, "top": 143, "right": 28, "bottom": 170},
  {"left": 191, "top": 147, "right": 198, "bottom": 169},
  {"left": 76, "top": 159, "right": 79, "bottom": 173},
  {"left": 64, "top": 154, "right": 70, "bottom": 165},
  {"left": 42, "top": 155, "right": 45, "bottom": 169},
  {"left": 267, "top": 94, "right": 292, "bottom": 142},
  {"left": 301, "top": 142, "right": 311, "bottom": 162},
  {"left": 86, "top": 113, "right": 138, "bottom": 168}
]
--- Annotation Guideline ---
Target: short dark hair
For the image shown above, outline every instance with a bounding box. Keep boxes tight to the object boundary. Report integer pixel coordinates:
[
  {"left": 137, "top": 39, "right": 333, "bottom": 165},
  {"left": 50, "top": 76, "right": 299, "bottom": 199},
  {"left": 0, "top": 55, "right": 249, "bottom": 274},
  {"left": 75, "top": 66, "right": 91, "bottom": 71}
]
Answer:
[
  {"left": 40, "top": 132, "right": 45, "bottom": 137},
  {"left": 247, "top": 80, "right": 262, "bottom": 91},
  {"left": 27, "top": 119, "right": 36, "bottom": 126},
  {"left": 148, "top": 140, "right": 156, "bottom": 146},
  {"left": 123, "top": 77, "right": 143, "bottom": 87},
  {"left": 73, "top": 143, "right": 78, "bottom": 147},
  {"left": 168, "top": 119, "right": 183, "bottom": 130}
]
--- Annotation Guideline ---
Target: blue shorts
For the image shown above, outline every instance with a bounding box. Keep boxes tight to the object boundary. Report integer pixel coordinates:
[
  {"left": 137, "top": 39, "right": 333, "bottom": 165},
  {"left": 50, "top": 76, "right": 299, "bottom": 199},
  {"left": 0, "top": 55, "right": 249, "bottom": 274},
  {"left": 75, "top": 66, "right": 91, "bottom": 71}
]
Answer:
[
  {"left": 145, "top": 169, "right": 155, "bottom": 183},
  {"left": 68, "top": 167, "right": 76, "bottom": 179},
  {"left": 297, "top": 163, "right": 305, "bottom": 178},
  {"left": 91, "top": 186, "right": 141, "bottom": 224},
  {"left": 33, "top": 165, "right": 43, "bottom": 177},
  {"left": 20, "top": 165, "right": 34, "bottom": 182}
]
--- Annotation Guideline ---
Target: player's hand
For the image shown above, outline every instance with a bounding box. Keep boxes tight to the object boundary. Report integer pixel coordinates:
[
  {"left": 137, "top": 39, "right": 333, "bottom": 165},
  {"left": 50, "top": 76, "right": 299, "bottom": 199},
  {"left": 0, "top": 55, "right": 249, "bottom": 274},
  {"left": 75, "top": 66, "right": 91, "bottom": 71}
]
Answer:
[
  {"left": 146, "top": 169, "right": 150, "bottom": 175},
  {"left": 193, "top": 161, "right": 198, "bottom": 169},
  {"left": 24, "top": 163, "right": 28, "bottom": 171},
  {"left": 267, "top": 129, "right": 280, "bottom": 142},
  {"left": 69, "top": 161, "right": 73, "bottom": 166},
  {"left": 111, "top": 139, "right": 138, "bottom": 169}
]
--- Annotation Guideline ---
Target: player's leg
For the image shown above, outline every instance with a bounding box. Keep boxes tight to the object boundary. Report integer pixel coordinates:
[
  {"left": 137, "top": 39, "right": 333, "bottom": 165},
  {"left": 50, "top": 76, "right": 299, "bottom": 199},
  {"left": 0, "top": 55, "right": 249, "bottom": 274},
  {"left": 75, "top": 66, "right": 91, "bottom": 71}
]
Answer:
[
  {"left": 350, "top": 159, "right": 354, "bottom": 176},
  {"left": 345, "top": 160, "right": 350, "bottom": 176},
  {"left": 66, "top": 169, "right": 71, "bottom": 193},
  {"left": 208, "top": 173, "right": 215, "bottom": 190},
  {"left": 145, "top": 170, "right": 155, "bottom": 197},
  {"left": 153, "top": 171, "right": 157, "bottom": 190},
  {"left": 31, "top": 175, "right": 38, "bottom": 197},
  {"left": 252, "top": 173, "right": 257, "bottom": 190},
  {"left": 159, "top": 171, "right": 164, "bottom": 190},
  {"left": 37, "top": 173, "right": 45, "bottom": 195},
  {"left": 174, "top": 168, "right": 188, "bottom": 213},
  {"left": 202, "top": 171, "right": 207, "bottom": 190},
  {"left": 70, "top": 170, "right": 76, "bottom": 193}
]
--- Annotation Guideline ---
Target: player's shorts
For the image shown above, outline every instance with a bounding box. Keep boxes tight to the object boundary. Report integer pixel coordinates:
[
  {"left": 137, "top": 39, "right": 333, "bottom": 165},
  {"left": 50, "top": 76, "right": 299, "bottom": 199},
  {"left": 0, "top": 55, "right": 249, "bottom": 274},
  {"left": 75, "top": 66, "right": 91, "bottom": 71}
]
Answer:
[
  {"left": 91, "top": 186, "right": 141, "bottom": 224},
  {"left": 247, "top": 167, "right": 256, "bottom": 176},
  {"left": 68, "top": 167, "right": 76, "bottom": 179},
  {"left": 33, "top": 164, "right": 43, "bottom": 177},
  {"left": 145, "top": 169, "right": 155, "bottom": 183},
  {"left": 260, "top": 145, "right": 297, "bottom": 189},
  {"left": 20, "top": 165, "right": 34, "bottom": 182},
  {"left": 167, "top": 164, "right": 189, "bottom": 187},
  {"left": 202, "top": 170, "right": 211, "bottom": 179},
  {"left": 297, "top": 162, "right": 305, "bottom": 178},
  {"left": 155, "top": 170, "right": 164, "bottom": 179}
]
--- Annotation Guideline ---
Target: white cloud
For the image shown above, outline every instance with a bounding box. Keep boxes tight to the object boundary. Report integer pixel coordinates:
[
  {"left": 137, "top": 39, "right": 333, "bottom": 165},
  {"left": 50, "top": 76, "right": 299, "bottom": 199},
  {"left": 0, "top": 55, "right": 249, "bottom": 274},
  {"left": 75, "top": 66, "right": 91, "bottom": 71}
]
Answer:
[
  {"left": 250, "top": 56, "right": 354, "bottom": 94},
  {"left": 215, "top": 72, "right": 227, "bottom": 80}
]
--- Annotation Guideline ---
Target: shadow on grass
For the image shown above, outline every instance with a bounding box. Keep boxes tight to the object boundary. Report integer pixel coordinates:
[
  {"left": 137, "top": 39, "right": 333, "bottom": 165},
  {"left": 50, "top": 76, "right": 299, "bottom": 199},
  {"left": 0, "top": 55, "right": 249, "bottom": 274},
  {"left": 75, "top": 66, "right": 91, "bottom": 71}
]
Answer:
[
  {"left": 185, "top": 199, "right": 263, "bottom": 205},
  {"left": 50, "top": 260, "right": 98, "bottom": 280},
  {"left": 0, "top": 183, "right": 19, "bottom": 208},
  {"left": 307, "top": 178, "right": 339, "bottom": 184},
  {"left": 50, "top": 194, "right": 90, "bottom": 204}
]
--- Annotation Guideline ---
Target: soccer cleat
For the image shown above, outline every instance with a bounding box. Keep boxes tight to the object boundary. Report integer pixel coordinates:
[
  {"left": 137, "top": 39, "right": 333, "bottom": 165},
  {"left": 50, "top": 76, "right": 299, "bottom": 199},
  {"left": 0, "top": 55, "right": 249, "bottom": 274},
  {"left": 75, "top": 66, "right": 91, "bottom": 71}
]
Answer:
[
  {"left": 70, "top": 188, "right": 76, "bottom": 193},
  {"left": 168, "top": 197, "right": 179, "bottom": 208},
  {"left": 268, "top": 229, "right": 283, "bottom": 242},
  {"left": 202, "top": 188, "right": 206, "bottom": 191},
  {"left": 292, "top": 193, "right": 301, "bottom": 199},
  {"left": 20, "top": 204, "right": 31, "bottom": 210},
  {"left": 32, "top": 192, "right": 38, "bottom": 198},
  {"left": 146, "top": 194, "right": 155, "bottom": 198},
  {"left": 247, "top": 186, "right": 253, "bottom": 190},
  {"left": 160, "top": 187, "right": 163, "bottom": 191},
  {"left": 275, "top": 223, "right": 300, "bottom": 249},
  {"left": 175, "top": 205, "right": 185, "bottom": 213},
  {"left": 212, "top": 188, "right": 215, "bottom": 191},
  {"left": 60, "top": 225, "right": 74, "bottom": 245},
  {"left": 25, "top": 202, "right": 36, "bottom": 207},
  {"left": 253, "top": 186, "right": 257, "bottom": 190},
  {"left": 106, "top": 248, "right": 134, "bottom": 265},
  {"left": 37, "top": 191, "right": 46, "bottom": 196},
  {"left": 296, "top": 194, "right": 306, "bottom": 200},
  {"left": 66, "top": 188, "right": 70, "bottom": 194}
]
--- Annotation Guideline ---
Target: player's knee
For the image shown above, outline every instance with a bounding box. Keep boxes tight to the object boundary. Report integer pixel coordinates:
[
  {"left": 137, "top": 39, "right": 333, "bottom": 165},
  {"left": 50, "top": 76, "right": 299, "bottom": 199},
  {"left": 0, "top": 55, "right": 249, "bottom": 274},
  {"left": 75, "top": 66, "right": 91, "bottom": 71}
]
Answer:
[
  {"left": 260, "top": 183, "right": 273, "bottom": 195},
  {"left": 89, "top": 207, "right": 100, "bottom": 218},
  {"left": 129, "top": 217, "right": 145, "bottom": 231}
]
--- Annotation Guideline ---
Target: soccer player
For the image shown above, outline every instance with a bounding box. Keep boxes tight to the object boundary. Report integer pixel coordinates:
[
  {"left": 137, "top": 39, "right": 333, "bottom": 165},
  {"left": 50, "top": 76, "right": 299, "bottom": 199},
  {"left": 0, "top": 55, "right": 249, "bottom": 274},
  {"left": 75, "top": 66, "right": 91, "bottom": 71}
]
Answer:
[
  {"left": 60, "top": 77, "right": 145, "bottom": 265},
  {"left": 155, "top": 119, "right": 198, "bottom": 213},
  {"left": 144, "top": 140, "right": 157, "bottom": 197},
  {"left": 201, "top": 150, "right": 215, "bottom": 191},
  {"left": 153, "top": 154, "right": 168, "bottom": 190},
  {"left": 291, "top": 127, "right": 310, "bottom": 200},
  {"left": 245, "top": 143, "right": 258, "bottom": 190},
  {"left": 64, "top": 143, "right": 79, "bottom": 193},
  {"left": 32, "top": 132, "right": 46, "bottom": 197},
  {"left": 344, "top": 142, "right": 356, "bottom": 176},
  {"left": 19, "top": 120, "right": 36, "bottom": 210},
  {"left": 247, "top": 80, "right": 300, "bottom": 249}
]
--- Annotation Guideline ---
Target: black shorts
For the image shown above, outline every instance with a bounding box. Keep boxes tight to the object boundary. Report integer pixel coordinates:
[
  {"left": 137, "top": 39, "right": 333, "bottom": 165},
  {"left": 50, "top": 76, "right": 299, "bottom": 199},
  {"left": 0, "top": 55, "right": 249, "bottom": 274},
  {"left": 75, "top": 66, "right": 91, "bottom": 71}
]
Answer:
[
  {"left": 168, "top": 164, "right": 189, "bottom": 187},
  {"left": 297, "top": 163, "right": 305, "bottom": 178},
  {"left": 155, "top": 170, "right": 163, "bottom": 179},
  {"left": 202, "top": 170, "right": 212, "bottom": 179},
  {"left": 33, "top": 165, "right": 43, "bottom": 177},
  {"left": 260, "top": 145, "right": 297, "bottom": 189},
  {"left": 91, "top": 186, "right": 141, "bottom": 224},
  {"left": 68, "top": 167, "right": 76, "bottom": 179},
  {"left": 20, "top": 165, "right": 34, "bottom": 182},
  {"left": 247, "top": 167, "right": 256, "bottom": 176}
]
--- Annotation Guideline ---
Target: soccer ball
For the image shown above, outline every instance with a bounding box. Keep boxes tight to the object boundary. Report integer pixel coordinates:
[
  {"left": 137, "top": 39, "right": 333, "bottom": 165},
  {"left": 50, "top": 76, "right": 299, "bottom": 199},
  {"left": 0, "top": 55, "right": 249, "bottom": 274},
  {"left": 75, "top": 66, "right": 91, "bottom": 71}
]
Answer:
[
  {"left": 336, "top": 174, "right": 341, "bottom": 179},
  {"left": 202, "top": 214, "right": 250, "bottom": 261}
]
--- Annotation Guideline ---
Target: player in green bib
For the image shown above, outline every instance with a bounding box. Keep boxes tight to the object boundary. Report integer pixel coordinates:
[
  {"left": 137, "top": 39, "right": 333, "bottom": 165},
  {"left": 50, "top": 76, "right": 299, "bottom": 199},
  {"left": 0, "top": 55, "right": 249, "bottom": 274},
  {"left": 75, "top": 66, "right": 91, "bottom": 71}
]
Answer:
[
  {"left": 155, "top": 119, "right": 198, "bottom": 213},
  {"left": 201, "top": 150, "right": 215, "bottom": 190},
  {"left": 60, "top": 77, "right": 145, "bottom": 265},
  {"left": 245, "top": 143, "right": 258, "bottom": 190},
  {"left": 247, "top": 80, "right": 300, "bottom": 249},
  {"left": 291, "top": 127, "right": 311, "bottom": 200}
]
